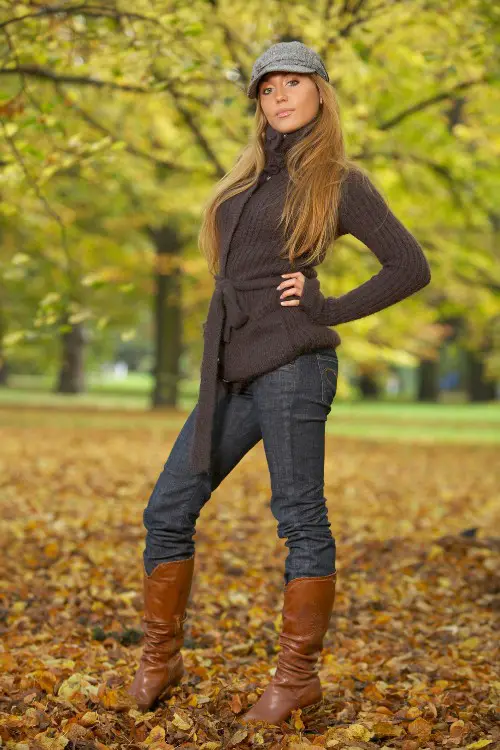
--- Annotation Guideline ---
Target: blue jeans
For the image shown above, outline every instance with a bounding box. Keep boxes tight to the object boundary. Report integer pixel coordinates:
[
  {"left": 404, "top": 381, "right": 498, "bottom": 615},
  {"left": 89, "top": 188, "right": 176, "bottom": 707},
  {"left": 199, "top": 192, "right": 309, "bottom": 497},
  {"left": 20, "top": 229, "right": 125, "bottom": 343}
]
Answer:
[{"left": 143, "top": 347, "right": 339, "bottom": 585}]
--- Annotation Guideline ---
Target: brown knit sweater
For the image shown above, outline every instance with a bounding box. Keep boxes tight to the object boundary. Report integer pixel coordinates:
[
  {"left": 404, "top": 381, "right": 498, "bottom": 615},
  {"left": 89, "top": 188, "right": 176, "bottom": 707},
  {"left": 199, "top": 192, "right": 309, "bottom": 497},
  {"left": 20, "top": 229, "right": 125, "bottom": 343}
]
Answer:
[{"left": 190, "top": 118, "right": 431, "bottom": 474}]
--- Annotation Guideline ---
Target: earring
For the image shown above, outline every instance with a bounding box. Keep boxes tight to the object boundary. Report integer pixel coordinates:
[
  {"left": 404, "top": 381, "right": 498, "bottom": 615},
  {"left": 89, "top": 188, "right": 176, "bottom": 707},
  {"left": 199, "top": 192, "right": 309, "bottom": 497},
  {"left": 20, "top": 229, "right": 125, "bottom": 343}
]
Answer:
[{"left": 320, "top": 98, "right": 323, "bottom": 104}]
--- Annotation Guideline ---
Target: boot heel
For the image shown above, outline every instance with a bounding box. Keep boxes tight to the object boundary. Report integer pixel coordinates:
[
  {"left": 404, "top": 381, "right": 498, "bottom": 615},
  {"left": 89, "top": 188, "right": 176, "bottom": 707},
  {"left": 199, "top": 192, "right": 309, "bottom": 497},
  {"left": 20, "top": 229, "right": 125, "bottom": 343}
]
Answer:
[
  {"left": 301, "top": 696, "right": 324, "bottom": 716},
  {"left": 302, "top": 697, "right": 324, "bottom": 711},
  {"left": 155, "top": 672, "right": 182, "bottom": 706},
  {"left": 300, "top": 697, "right": 325, "bottom": 728}
]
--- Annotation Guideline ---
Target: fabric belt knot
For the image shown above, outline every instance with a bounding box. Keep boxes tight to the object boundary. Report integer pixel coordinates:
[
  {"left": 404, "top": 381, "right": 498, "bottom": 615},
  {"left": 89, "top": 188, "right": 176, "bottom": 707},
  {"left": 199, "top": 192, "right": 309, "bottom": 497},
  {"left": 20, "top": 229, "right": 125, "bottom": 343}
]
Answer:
[
  {"left": 214, "top": 274, "right": 250, "bottom": 343},
  {"left": 189, "top": 267, "right": 319, "bottom": 476}
]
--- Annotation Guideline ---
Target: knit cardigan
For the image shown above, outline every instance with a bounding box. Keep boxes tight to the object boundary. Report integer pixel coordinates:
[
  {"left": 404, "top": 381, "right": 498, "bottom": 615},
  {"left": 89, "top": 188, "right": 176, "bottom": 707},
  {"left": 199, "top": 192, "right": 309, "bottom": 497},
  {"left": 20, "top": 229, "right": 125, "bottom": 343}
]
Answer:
[{"left": 190, "top": 117, "right": 431, "bottom": 474}]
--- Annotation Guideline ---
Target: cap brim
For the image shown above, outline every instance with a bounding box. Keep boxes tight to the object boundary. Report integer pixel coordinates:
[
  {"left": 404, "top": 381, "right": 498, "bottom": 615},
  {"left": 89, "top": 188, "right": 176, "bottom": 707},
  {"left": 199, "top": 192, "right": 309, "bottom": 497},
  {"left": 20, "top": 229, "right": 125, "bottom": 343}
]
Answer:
[{"left": 247, "top": 63, "right": 317, "bottom": 99}]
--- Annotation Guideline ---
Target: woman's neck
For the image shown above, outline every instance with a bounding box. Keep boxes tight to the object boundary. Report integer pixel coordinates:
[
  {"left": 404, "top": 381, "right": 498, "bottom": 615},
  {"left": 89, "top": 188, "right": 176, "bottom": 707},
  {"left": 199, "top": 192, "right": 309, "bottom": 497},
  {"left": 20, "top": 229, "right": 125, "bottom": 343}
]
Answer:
[{"left": 262, "top": 113, "right": 319, "bottom": 173}]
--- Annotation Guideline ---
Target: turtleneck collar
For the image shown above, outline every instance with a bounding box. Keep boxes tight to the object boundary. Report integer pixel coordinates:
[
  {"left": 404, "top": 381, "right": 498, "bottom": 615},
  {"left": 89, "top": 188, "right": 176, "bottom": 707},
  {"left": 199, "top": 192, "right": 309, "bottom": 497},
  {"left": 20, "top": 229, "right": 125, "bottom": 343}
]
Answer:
[{"left": 262, "top": 114, "right": 318, "bottom": 177}]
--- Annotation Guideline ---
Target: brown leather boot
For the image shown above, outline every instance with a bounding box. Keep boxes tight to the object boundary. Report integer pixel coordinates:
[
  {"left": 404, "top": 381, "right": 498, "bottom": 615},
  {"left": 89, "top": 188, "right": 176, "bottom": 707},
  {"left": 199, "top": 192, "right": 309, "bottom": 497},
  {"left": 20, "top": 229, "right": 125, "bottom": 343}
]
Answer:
[
  {"left": 241, "top": 571, "right": 337, "bottom": 726},
  {"left": 127, "top": 555, "right": 195, "bottom": 712}
]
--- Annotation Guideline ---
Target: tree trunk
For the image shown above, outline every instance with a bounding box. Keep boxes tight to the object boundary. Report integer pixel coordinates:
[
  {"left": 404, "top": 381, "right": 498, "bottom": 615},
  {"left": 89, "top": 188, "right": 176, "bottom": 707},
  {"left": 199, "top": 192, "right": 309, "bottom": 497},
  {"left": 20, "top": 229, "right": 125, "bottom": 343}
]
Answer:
[
  {"left": 0, "top": 304, "right": 7, "bottom": 386},
  {"left": 358, "top": 373, "right": 379, "bottom": 398},
  {"left": 0, "top": 358, "right": 8, "bottom": 386},
  {"left": 417, "top": 358, "right": 439, "bottom": 401},
  {"left": 56, "top": 321, "right": 86, "bottom": 393},
  {"left": 464, "top": 349, "right": 496, "bottom": 402},
  {"left": 148, "top": 224, "right": 183, "bottom": 407}
]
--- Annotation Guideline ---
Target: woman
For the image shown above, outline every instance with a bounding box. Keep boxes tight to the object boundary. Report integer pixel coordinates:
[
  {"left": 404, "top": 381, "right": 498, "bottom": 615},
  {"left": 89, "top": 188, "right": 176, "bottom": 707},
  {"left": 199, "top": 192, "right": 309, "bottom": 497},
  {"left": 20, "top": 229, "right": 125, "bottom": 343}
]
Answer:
[{"left": 128, "top": 41, "right": 431, "bottom": 723}]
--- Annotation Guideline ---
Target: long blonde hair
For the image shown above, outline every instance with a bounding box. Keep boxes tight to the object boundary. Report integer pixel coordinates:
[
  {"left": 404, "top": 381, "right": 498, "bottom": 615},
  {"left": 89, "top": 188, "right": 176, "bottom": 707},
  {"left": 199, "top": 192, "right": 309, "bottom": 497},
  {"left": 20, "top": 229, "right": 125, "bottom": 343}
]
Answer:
[{"left": 198, "top": 74, "right": 364, "bottom": 276}]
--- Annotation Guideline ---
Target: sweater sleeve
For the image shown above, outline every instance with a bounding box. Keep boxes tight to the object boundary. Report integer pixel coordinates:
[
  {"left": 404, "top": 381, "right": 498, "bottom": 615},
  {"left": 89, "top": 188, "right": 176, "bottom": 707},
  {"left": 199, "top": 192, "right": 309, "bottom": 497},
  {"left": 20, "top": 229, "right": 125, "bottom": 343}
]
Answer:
[{"left": 298, "top": 168, "right": 431, "bottom": 326}]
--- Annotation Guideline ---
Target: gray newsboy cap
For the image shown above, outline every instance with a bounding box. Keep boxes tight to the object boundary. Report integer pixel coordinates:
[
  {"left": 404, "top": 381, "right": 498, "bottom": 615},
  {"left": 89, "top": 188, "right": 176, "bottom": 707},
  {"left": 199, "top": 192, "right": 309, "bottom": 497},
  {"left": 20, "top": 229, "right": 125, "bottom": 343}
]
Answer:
[{"left": 247, "top": 41, "right": 329, "bottom": 99}]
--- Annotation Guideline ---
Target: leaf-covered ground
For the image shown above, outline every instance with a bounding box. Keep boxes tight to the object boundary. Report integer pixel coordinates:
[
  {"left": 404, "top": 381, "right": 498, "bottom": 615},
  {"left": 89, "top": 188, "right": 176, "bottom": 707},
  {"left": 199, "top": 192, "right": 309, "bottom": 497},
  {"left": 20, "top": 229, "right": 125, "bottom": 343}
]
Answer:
[{"left": 1, "top": 415, "right": 499, "bottom": 750}]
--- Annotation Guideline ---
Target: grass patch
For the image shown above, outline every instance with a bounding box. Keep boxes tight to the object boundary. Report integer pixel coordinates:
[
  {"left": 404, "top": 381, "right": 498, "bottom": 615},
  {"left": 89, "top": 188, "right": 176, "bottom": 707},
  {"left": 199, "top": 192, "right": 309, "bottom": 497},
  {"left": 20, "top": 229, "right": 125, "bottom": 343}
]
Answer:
[{"left": 1, "top": 398, "right": 498, "bottom": 444}]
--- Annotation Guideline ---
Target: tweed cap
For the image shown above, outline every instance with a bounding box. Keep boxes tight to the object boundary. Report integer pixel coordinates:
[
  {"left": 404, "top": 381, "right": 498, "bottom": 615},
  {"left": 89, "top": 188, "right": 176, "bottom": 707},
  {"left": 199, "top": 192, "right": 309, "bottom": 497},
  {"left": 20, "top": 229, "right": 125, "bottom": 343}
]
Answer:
[{"left": 247, "top": 41, "right": 329, "bottom": 99}]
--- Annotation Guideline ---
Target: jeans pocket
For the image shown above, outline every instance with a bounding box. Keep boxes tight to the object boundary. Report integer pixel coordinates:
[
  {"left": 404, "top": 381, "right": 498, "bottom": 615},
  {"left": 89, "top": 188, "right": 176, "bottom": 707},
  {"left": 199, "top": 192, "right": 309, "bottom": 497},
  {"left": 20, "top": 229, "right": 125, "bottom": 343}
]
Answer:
[{"left": 316, "top": 350, "right": 338, "bottom": 405}]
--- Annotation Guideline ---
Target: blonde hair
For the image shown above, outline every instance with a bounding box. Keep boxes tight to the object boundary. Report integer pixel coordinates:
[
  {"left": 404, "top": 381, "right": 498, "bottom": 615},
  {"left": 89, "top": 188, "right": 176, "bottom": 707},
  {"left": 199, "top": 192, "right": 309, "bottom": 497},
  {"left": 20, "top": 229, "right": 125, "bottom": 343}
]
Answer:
[{"left": 198, "top": 74, "right": 365, "bottom": 276}]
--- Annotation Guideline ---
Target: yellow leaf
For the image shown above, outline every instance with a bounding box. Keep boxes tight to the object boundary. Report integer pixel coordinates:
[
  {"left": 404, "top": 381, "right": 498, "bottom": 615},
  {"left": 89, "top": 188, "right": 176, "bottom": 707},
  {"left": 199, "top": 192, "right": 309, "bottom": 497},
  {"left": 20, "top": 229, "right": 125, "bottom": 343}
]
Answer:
[
  {"left": 434, "top": 680, "right": 449, "bottom": 690},
  {"left": 99, "top": 687, "right": 129, "bottom": 710},
  {"left": 57, "top": 673, "right": 98, "bottom": 701},
  {"left": 406, "top": 707, "right": 421, "bottom": 719},
  {"left": 144, "top": 726, "right": 165, "bottom": 745},
  {"left": 408, "top": 718, "right": 432, "bottom": 737},
  {"left": 171, "top": 712, "right": 193, "bottom": 731},
  {"left": 27, "top": 670, "right": 58, "bottom": 694},
  {"left": 228, "top": 727, "right": 248, "bottom": 745},
  {"left": 364, "top": 683, "right": 384, "bottom": 701},
  {"left": 459, "top": 637, "right": 480, "bottom": 651},
  {"left": 326, "top": 724, "right": 374, "bottom": 745},
  {"left": 343, "top": 724, "right": 374, "bottom": 741},
  {"left": 33, "top": 731, "right": 70, "bottom": 750},
  {"left": 44, "top": 541, "right": 60, "bottom": 558},
  {"left": 373, "top": 613, "right": 391, "bottom": 625},
  {"left": 427, "top": 544, "right": 444, "bottom": 560},
  {"left": 4, "top": 122, "right": 18, "bottom": 137},
  {"left": 372, "top": 722, "right": 403, "bottom": 737},
  {"left": 293, "top": 711, "right": 305, "bottom": 731},
  {"left": 80, "top": 712, "right": 99, "bottom": 727}
]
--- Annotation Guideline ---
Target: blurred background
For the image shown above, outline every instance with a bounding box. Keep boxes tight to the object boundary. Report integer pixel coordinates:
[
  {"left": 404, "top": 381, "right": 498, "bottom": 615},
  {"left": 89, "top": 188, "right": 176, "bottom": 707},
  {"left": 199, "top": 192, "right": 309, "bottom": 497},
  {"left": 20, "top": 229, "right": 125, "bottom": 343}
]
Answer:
[{"left": 0, "top": 0, "right": 499, "bottom": 440}]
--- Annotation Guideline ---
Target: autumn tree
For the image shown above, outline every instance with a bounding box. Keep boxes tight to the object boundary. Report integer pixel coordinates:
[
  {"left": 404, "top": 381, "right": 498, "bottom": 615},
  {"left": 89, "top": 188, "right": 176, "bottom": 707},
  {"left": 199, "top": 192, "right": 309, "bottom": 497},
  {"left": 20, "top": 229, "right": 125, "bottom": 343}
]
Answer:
[{"left": 1, "top": 0, "right": 498, "bottom": 400}]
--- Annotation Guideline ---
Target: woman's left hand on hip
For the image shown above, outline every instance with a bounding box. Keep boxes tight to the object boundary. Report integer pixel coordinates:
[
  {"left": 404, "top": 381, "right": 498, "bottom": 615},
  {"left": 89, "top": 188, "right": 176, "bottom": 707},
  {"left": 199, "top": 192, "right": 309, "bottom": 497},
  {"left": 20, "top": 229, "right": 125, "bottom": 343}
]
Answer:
[{"left": 277, "top": 272, "right": 305, "bottom": 306}]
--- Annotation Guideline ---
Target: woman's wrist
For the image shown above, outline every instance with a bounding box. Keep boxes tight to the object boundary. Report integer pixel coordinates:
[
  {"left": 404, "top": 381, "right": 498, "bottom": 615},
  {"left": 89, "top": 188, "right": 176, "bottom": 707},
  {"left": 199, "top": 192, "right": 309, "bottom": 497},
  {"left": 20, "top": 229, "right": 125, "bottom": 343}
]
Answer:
[
  {"left": 298, "top": 277, "right": 343, "bottom": 326},
  {"left": 298, "top": 277, "right": 326, "bottom": 320}
]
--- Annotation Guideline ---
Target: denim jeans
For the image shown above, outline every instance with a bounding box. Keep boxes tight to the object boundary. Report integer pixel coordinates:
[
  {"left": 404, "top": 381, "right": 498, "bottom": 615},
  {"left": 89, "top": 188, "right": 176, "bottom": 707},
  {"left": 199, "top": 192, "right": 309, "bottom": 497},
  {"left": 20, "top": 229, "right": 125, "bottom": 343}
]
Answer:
[{"left": 143, "top": 347, "right": 339, "bottom": 585}]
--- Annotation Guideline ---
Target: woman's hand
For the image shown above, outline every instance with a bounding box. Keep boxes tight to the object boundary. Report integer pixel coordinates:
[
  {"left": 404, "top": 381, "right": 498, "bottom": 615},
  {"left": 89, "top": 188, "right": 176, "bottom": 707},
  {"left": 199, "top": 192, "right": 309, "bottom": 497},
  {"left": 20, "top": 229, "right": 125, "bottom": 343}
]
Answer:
[{"left": 277, "top": 272, "right": 305, "bottom": 306}]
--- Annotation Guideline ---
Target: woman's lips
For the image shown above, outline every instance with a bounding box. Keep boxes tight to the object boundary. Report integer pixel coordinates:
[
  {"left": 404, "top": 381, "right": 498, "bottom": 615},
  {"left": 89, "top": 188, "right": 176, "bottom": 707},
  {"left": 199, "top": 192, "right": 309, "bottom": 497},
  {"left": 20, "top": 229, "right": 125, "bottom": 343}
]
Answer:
[{"left": 277, "top": 110, "right": 294, "bottom": 118}]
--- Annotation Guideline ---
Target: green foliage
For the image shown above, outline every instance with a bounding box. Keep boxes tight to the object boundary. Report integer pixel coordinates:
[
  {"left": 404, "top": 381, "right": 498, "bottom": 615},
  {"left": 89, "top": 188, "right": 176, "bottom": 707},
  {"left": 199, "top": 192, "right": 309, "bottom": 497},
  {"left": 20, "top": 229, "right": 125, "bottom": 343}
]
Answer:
[{"left": 0, "top": 0, "right": 499, "bottom": 377}]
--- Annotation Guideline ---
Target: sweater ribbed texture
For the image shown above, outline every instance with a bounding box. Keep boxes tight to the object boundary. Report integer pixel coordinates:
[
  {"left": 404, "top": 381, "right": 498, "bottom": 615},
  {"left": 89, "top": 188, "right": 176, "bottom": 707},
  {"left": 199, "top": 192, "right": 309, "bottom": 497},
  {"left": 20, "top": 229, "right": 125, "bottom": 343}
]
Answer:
[{"left": 190, "top": 117, "right": 431, "bottom": 474}]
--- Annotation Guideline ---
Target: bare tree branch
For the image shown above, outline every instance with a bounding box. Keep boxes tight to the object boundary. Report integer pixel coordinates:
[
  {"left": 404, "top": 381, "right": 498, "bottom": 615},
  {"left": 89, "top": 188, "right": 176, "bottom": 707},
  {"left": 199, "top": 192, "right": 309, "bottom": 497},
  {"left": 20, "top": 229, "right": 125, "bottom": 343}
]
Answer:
[
  {"left": 355, "top": 147, "right": 495, "bottom": 221},
  {"left": 53, "top": 84, "right": 213, "bottom": 175},
  {"left": 0, "top": 4, "right": 168, "bottom": 31},
  {"left": 165, "top": 83, "right": 228, "bottom": 179},
  {"left": 377, "top": 76, "right": 492, "bottom": 130},
  {"left": 318, "top": 0, "right": 395, "bottom": 57},
  {"left": 0, "top": 64, "right": 159, "bottom": 92}
]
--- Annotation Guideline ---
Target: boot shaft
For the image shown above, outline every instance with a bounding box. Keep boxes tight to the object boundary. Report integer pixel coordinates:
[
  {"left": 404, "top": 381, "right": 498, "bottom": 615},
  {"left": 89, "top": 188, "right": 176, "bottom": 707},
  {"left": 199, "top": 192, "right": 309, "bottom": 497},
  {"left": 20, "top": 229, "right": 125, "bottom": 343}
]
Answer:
[{"left": 143, "top": 555, "right": 195, "bottom": 626}]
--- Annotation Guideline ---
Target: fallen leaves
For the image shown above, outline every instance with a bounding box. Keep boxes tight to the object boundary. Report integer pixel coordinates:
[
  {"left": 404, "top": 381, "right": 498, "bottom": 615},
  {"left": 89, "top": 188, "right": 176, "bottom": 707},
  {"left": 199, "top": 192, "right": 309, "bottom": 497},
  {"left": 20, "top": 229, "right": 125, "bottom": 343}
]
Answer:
[
  {"left": 407, "top": 717, "right": 433, "bottom": 738},
  {"left": 326, "top": 721, "right": 375, "bottom": 745},
  {"left": 25, "top": 670, "right": 58, "bottom": 695},
  {"left": 0, "top": 418, "right": 499, "bottom": 748},
  {"left": 57, "top": 673, "right": 99, "bottom": 702}
]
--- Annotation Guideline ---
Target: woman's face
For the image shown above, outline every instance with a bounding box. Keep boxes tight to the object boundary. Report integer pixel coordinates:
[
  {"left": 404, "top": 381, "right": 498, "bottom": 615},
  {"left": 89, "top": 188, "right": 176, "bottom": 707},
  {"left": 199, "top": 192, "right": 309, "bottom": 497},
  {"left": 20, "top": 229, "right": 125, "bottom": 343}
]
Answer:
[{"left": 258, "top": 71, "right": 320, "bottom": 132}]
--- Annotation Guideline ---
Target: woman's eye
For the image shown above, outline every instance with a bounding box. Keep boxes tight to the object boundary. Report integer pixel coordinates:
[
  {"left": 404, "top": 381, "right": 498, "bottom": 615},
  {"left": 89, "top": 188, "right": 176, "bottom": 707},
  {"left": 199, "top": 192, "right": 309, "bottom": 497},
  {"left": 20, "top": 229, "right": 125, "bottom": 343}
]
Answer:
[{"left": 262, "top": 79, "right": 299, "bottom": 95}]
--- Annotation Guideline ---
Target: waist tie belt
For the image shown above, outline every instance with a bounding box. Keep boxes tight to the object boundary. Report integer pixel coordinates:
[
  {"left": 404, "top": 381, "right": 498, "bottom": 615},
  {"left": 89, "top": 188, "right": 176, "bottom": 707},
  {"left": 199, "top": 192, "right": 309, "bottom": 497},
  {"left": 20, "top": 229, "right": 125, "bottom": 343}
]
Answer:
[{"left": 189, "top": 269, "right": 318, "bottom": 475}]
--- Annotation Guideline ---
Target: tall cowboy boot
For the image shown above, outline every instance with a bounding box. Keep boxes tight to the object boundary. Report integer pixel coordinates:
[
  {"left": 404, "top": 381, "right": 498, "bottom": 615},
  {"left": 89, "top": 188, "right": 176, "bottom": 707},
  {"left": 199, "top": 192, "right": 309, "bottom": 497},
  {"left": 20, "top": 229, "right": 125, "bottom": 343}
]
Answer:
[
  {"left": 127, "top": 555, "right": 195, "bottom": 712},
  {"left": 241, "top": 571, "right": 337, "bottom": 726}
]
